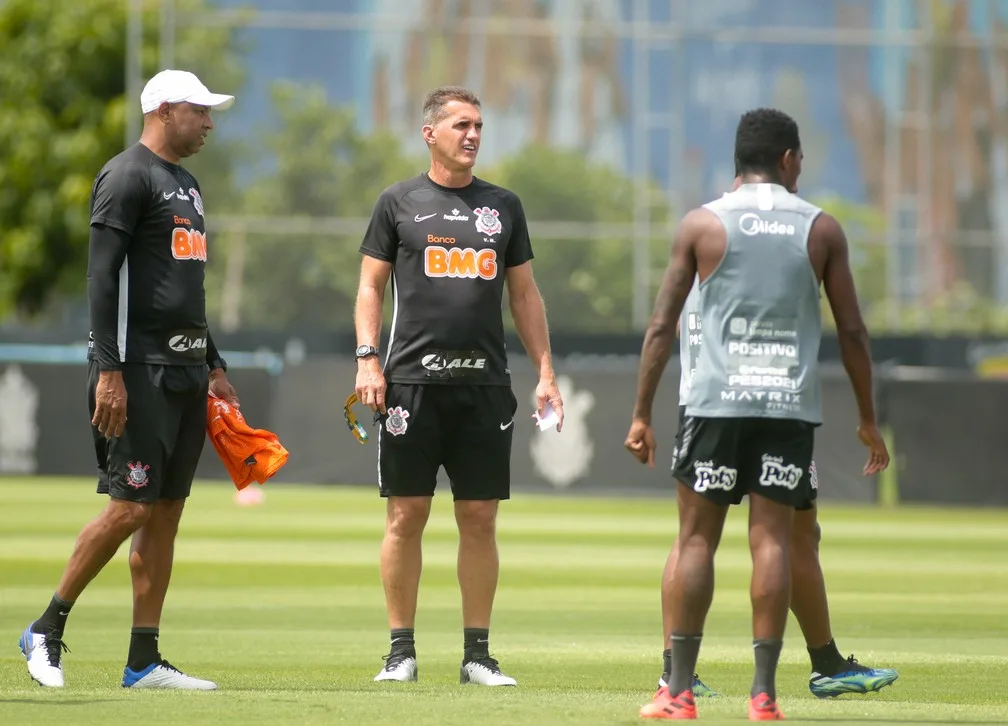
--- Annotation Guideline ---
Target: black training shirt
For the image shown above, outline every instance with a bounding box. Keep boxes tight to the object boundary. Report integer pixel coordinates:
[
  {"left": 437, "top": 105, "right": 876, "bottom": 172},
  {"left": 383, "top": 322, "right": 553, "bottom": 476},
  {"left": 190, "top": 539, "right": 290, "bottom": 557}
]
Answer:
[
  {"left": 87, "top": 143, "right": 212, "bottom": 369},
  {"left": 360, "top": 173, "right": 534, "bottom": 385}
]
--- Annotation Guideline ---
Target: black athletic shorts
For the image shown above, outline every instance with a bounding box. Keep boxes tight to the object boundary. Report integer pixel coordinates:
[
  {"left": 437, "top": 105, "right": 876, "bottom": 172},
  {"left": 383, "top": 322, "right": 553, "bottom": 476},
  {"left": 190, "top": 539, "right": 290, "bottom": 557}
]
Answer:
[
  {"left": 377, "top": 383, "right": 518, "bottom": 501},
  {"left": 671, "top": 406, "right": 817, "bottom": 510},
  {"left": 88, "top": 361, "right": 209, "bottom": 504}
]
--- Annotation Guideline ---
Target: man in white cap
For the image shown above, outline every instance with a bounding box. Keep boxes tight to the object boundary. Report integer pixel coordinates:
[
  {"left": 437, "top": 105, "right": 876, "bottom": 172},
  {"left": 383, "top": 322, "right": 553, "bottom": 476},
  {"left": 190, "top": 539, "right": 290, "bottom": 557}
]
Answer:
[{"left": 20, "top": 70, "right": 237, "bottom": 690}]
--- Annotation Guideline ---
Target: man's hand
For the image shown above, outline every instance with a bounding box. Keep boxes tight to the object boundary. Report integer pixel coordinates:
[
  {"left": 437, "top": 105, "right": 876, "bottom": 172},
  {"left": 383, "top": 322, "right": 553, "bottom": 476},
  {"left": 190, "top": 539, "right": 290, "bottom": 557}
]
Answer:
[
  {"left": 535, "top": 375, "right": 564, "bottom": 432},
  {"left": 857, "top": 421, "right": 890, "bottom": 476},
  {"left": 356, "top": 357, "right": 387, "bottom": 413},
  {"left": 209, "top": 369, "right": 239, "bottom": 406},
  {"left": 93, "top": 370, "right": 127, "bottom": 439},
  {"left": 624, "top": 418, "right": 657, "bottom": 467}
]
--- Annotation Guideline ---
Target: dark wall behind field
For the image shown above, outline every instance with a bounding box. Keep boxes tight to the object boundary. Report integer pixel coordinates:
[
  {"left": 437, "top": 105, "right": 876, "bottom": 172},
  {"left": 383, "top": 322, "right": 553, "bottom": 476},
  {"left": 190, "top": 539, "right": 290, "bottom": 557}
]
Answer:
[{"left": 2, "top": 355, "right": 1003, "bottom": 507}]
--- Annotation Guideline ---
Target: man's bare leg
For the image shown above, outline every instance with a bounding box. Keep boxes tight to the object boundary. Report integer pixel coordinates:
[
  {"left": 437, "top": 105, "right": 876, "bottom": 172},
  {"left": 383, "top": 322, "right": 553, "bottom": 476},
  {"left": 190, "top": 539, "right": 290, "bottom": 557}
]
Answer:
[
  {"left": 127, "top": 498, "right": 185, "bottom": 669},
  {"left": 22, "top": 499, "right": 151, "bottom": 688},
  {"left": 373, "top": 495, "right": 431, "bottom": 682},
  {"left": 789, "top": 505, "right": 833, "bottom": 647},
  {"left": 381, "top": 496, "right": 432, "bottom": 628},
  {"left": 455, "top": 499, "right": 499, "bottom": 631},
  {"left": 35, "top": 499, "right": 153, "bottom": 635},
  {"left": 659, "top": 501, "right": 899, "bottom": 697},
  {"left": 665, "top": 482, "right": 729, "bottom": 697},
  {"left": 747, "top": 493, "right": 795, "bottom": 705}
]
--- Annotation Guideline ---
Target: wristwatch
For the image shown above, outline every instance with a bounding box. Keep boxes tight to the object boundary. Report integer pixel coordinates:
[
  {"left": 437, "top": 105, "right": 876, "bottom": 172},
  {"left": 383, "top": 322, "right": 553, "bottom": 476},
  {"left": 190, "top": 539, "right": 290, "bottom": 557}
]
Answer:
[{"left": 355, "top": 344, "right": 379, "bottom": 360}]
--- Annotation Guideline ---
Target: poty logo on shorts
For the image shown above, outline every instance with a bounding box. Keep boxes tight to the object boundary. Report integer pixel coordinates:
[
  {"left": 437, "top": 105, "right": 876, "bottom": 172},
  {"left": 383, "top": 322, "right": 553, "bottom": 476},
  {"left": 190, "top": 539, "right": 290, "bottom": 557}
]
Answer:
[
  {"left": 738, "top": 213, "right": 795, "bottom": 237},
  {"left": 692, "top": 460, "right": 738, "bottom": 493},
  {"left": 758, "top": 454, "right": 804, "bottom": 490}
]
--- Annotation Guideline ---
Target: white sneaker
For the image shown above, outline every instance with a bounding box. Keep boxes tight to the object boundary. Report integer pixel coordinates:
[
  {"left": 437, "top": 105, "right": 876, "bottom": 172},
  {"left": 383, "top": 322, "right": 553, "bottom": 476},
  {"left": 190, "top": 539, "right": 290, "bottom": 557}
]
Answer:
[
  {"left": 122, "top": 660, "right": 217, "bottom": 690},
  {"left": 20, "top": 626, "right": 67, "bottom": 688},
  {"left": 460, "top": 657, "right": 517, "bottom": 686},
  {"left": 374, "top": 653, "right": 418, "bottom": 682}
]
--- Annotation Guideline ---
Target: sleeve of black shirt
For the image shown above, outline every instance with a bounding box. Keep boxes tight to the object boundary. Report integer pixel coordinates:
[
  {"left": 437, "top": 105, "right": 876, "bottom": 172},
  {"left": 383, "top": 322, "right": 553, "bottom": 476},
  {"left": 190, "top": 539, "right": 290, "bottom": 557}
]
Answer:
[
  {"left": 206, "top": 328, "right": 227, "bottom": 372},
  {"left": 90, "top": 162, "right": 147, "bottom": 233},
  {"left": 87, "top": 163, "right": 147, "bottom": 370},
  {"left": 86, "top": 224, "right": 132, "bottom": 370},
  {"left": 504, "top": 194, "right": 535, "bottom": 268},
  {"left": 359, "top": 188, "right": 399, "bottom": 262}
]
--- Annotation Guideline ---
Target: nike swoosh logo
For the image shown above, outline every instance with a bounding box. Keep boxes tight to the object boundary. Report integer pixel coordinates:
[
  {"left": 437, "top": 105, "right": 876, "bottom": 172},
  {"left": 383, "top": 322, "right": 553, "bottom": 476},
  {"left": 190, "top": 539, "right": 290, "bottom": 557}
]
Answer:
[
  {"left": 414, "top": 213, "right": 436, "bottom": 222},
  {"left": 500, "top": 420, "right": 514, "bottom": 430},
  {"left": 163, "top": 191, "right": 176, "bottom": 200}
]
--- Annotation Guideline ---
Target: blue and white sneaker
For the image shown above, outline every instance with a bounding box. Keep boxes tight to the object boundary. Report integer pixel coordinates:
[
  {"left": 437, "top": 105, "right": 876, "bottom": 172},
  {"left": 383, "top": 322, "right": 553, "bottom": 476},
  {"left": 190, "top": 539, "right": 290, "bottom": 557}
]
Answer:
[
  {"left": 809, "top": 654, "right": 899, "bottom": 698},
  {"left": 122, "top": 660, "right": 217, "bottom": 690},
  {"left": 657, "top": 673, "right": 719, "bottom": 698},
  {"left": 19, "top": 625, "right": 68, "bottom": 688}
]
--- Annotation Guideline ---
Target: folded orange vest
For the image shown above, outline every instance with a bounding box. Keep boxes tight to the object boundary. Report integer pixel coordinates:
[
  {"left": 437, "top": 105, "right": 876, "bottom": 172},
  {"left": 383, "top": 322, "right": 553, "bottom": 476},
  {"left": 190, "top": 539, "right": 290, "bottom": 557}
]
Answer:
[{"left": 206, "top": 393, "right": 289, "bottom": 490}]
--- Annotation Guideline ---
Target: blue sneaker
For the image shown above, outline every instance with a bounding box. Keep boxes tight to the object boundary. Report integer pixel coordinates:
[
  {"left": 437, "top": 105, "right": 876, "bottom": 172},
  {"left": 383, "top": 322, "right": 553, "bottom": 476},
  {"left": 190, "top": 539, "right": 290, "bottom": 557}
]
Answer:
[
  {"left": 122, "top": 659, "right": 217, "bottom": 690},
  {"left": 657, "top": 673, "right": 720, "bottom": 698},
  {"left": 809, "top": 654, "right": 898, "bottom": 698}
]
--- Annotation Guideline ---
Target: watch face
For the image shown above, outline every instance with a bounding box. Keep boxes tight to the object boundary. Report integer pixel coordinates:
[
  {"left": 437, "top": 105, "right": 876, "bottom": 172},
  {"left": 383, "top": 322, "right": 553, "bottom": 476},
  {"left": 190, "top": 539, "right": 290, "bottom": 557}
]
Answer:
[{"left": 356, "top": 345, "right": 374, "bottom": 357}]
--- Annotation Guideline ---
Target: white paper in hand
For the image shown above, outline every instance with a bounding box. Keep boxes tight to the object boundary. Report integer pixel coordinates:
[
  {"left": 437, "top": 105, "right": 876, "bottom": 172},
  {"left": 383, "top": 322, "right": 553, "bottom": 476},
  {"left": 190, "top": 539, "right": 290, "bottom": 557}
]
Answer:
[{"left": 533, "top": 403, "right": 560, "bottom": 431}]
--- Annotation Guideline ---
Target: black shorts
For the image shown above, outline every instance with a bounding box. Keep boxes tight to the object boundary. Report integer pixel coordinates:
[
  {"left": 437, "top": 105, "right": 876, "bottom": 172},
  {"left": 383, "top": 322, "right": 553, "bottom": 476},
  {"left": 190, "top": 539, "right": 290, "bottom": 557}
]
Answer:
[
  {"left": 671, "top": 408, "right": 817, "bottom": 510},
  {"left": 88, "top": 361, "right": 208, "bottom": 504},
  {"left": 377, "top": 383, "right": 518, "bottom": 501}
]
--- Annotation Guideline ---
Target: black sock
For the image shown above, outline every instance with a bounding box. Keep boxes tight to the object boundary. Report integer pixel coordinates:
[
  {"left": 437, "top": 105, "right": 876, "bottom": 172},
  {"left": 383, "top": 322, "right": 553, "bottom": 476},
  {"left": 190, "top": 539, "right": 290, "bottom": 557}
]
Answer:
[
  {"left": 127, "top": 628, "right": 161, "bottom": 671},
  {"left": 662, "top": 647, "right": 672, "bottom": 683},
  {"left": 668, "top": 634, "right": 702, "bottom": 696},
  {"left": 463, "top": 627, "right": 490, "bottom": 661},
  {"left": 808, "top": 638, "right": 846, "bottom": 676},
  {"left": 751, "top": 639, "right": 783, "bottom": 700},
  {"left": 390, "top": 627, "right": 415, "bottom": 656},
  {"left": 31, "top": 593, "right": 74, "bottom": 636}
]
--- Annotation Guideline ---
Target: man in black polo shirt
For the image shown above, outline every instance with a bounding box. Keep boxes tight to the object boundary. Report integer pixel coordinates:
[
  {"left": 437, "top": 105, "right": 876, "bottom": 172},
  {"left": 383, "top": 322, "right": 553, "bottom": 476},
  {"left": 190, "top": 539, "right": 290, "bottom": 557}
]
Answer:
[
  {"left": 20, "top": 70, "right": 238, "bottom": 690},
  {"left": 355, "top": 85, "right": 564, "bottom": 687}
]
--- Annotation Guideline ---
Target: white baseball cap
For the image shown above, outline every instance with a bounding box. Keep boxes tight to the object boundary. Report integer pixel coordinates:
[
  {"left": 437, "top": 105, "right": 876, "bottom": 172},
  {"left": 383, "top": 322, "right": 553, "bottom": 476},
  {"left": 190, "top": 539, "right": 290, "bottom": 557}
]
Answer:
[{"left": 140, "top": 69, "right": 235, "bottom": 114}]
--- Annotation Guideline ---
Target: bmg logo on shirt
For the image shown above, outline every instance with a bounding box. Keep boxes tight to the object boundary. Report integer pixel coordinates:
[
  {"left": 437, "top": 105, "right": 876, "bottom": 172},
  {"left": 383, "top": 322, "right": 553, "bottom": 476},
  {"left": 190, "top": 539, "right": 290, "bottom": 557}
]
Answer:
[
  {"left": 172, "top": 225, "right": 207, "bottom": 262},
  {"left": 424, "top": 243, "right": 497, "bottom": 280}
]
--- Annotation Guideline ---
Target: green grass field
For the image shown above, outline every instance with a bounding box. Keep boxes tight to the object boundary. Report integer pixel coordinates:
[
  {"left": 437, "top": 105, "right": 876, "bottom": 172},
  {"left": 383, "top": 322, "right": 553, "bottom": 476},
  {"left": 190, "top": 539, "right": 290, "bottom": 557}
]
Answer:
[{"left": 1, "top": 478, "right": 1006, "bottom": 725}]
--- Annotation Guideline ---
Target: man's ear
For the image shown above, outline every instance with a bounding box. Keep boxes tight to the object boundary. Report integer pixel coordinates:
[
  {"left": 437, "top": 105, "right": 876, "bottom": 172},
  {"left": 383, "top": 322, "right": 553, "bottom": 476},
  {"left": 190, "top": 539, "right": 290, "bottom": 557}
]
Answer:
[{"left": 422, "top": 124, "right": 435, "bottom": 146}]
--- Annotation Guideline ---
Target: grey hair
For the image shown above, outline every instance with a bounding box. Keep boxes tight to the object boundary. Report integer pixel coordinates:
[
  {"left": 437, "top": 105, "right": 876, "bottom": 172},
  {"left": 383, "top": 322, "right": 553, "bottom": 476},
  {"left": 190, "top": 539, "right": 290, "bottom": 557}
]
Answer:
[{"left": 422, "top": 86, "right": 481, "bottom": 127}]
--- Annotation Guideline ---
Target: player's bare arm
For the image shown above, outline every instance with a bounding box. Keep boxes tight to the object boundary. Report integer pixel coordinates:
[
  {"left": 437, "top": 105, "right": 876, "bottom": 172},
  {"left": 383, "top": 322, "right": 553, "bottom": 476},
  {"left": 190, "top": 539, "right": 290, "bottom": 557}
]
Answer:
[
  {"left": 87, "top": 223, "right": 131, "bottom": 438},
  {"left": 816, "top": 212, "right": 890, "bottom": 474},
  {"left": 631, "top": 209, "right": 704, "bottom": 425},
  {"left": 205, "top": 330, "right": 238, "bottom": 405},
  {"left": 506, "top": 261, "right": 564, "bottom": 430},
  {"left": 625, "top": 210, "right": 705, "bottom": 467},
  {"left": 354, "top": 255, "right": 392, "bottom": 413}
]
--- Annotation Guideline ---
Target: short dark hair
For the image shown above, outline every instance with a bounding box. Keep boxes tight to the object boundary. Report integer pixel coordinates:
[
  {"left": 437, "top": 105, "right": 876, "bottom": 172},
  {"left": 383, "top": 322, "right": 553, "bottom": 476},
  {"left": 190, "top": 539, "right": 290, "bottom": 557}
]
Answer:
[
  {"left": 733, "top": 108, "right": 801, "bottom": 176},
  {"left": 422, "top": 86, "right": 481, "bottom": 127}
]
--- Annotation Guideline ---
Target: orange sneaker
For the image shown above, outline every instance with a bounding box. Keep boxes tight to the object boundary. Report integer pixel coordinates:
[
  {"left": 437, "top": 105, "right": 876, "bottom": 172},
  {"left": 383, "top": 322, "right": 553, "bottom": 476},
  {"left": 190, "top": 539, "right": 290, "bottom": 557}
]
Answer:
[
  {"left": 640, "top": 687, "right": 698, "bottom": 720},
  {"left": 748, "top": 692, "right": 785, "bottom": 720}
]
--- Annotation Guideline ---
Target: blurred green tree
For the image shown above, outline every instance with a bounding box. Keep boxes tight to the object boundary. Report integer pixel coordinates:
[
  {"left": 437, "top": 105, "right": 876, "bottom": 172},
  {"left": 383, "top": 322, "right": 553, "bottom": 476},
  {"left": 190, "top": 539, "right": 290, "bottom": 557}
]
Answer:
[
  {"left": 0, "top": 0, "right": 246, "bottom": 320},
  {"left": 482, "top": 145, "right": 671, "bottom": 333},
  {"left": 205, "top": 82, "right": 424, "bottom": 331}
]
